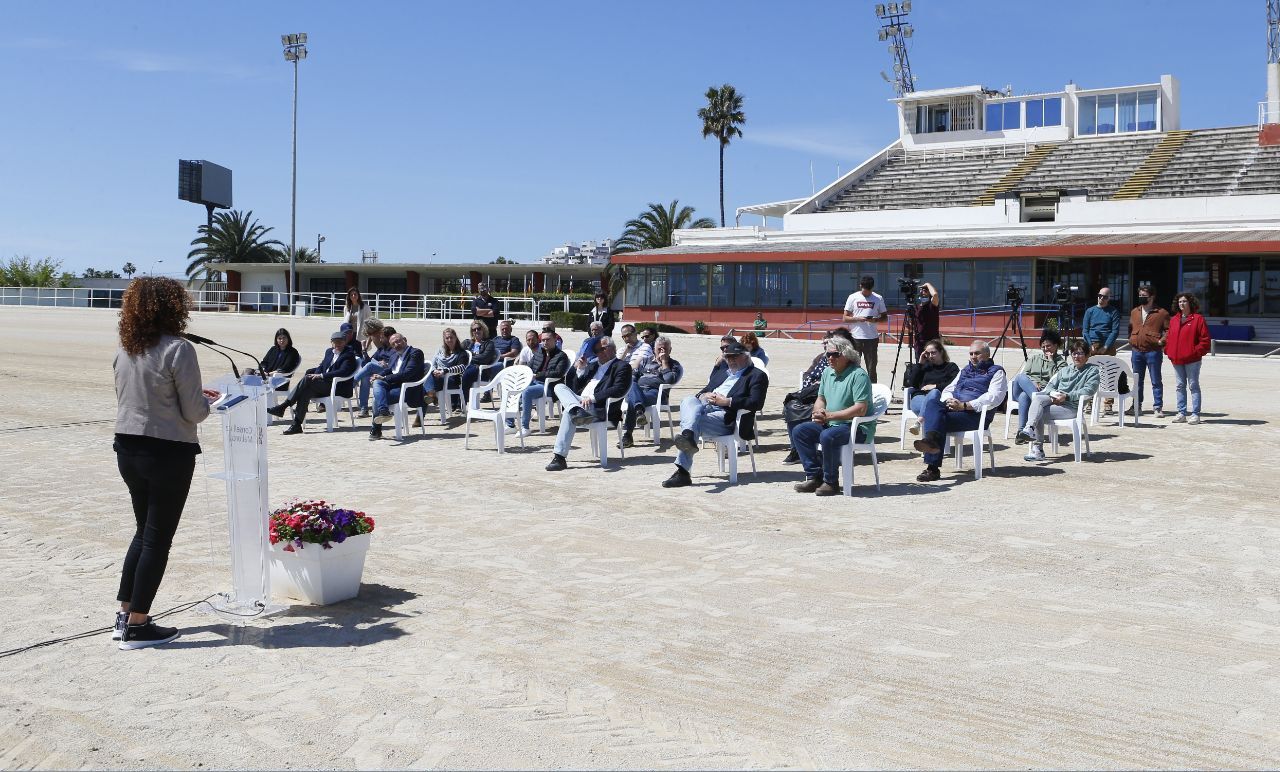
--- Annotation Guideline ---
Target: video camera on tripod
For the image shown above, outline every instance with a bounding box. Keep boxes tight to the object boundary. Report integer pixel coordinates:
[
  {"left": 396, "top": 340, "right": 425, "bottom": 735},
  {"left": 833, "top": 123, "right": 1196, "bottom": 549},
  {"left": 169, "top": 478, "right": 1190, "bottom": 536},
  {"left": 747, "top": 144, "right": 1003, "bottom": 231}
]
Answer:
[
  {"left": 1006, "top": 283, "right": 1025, "bottom": 305},
  {"left": 1052, "top": 283, "right": 1078, "bottom": 305},
  {"left": 898, "top": 277, "right": 922, "bottom": 307}
]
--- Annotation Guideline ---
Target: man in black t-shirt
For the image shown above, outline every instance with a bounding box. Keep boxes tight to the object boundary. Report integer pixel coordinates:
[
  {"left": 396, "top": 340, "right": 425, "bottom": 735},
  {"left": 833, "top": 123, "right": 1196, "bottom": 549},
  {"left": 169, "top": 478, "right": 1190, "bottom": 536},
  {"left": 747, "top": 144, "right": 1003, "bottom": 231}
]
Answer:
[
  {"left": 910, "top": 281, "right": 941, "bottom": 358},
  {"left": 471, "top": 283, "right": 498, "bottom": 340}
]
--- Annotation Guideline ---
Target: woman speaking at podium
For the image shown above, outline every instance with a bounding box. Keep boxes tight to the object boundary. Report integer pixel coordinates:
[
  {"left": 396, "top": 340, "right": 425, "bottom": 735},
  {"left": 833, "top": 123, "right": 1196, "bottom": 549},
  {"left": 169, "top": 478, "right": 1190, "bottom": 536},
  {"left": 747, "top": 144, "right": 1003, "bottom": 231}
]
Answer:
[{"left": 111, "top": 277, "right": 219, "bottom": 650}]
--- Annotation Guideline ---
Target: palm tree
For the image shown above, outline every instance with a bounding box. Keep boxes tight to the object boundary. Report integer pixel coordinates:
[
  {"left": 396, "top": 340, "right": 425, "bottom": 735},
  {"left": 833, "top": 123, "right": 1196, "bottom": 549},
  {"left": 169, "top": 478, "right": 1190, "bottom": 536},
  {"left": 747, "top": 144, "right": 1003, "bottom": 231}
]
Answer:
[
  {"left": 613, "top": 200, "right": 715, "bottom": 253},
  {"left": 278, "top": 245, "right": 321, "bottom": 264},
  {"left": 186, "top": 209, "right": 284, "bottom": 281},
  {"left": 697, "top": 84, "right": 746, "bottom": 227},
  {"left": 122, "top": 262, "right": 136, "bottom": 278}
]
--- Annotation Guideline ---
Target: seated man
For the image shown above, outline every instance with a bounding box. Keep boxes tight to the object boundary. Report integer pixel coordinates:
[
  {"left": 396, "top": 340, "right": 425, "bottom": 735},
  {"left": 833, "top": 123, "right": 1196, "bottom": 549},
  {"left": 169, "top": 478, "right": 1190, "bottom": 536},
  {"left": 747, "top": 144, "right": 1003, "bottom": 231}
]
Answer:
[
  {"left": 911, "top": 340, "right": 1007, "bottom": 482},
  {"left": 491, "top": 318, "right": 523, "bottom": 368},
  {"left": 620, "top": 334, "right": 683, "bottom": 448},
  {"left": 267, "top": 329, "right": 359, "bottom": 435},
  {"left": 353, "top": 320, "right": 395, "bottom": 418},
  {"left": 782, "top": 327, "right": 853, "bottom": 464},
  {"left": 369, "top": 333, "right": 426, "bottom": 440},
  {"left": 662, "top": 341, "right": 769, "bottom": 488},
  {"left": 1015, "top": 340, "right": 1099, "bottom": 462},
  {"left": 789, "top": 337, "right": 873, "bottom": 495},
  {"left": 706, "top": 334, "right": 738, "bottom": 379},
  {"left": 513, "top": 330, "right": 571, "bottom": 437},
  {"left": 545, "top": 337, "right": 633, "bottom": 471},
  {"left": 576, "top": 320, "right": 605, "bottom": 364},
  {"left": 616, "top": 324, "right": 653, "bottom": 373}
]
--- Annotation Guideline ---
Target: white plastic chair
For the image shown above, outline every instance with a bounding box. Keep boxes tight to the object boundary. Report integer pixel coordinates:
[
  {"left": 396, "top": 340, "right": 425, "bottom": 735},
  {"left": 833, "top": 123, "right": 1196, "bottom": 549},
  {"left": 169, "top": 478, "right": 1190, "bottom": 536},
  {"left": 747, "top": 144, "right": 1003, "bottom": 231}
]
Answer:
[
  {"left": 643, "top": 383, "right": 677, "bottom": 445},
  {"left": 391, "top": 372, "right": 430, "bottom": 441},
  {"left": 265, "top": 370, "right": 296, "bottom": 421},
  {"left": 899, "top": 386, "right": 920, "bottom": 449},
  {"left": 585, "top": 397, "right": 625, "bottom": 468},
  {"left": 1003, "top": 366, "right": 1027, "bottom": 439},
  {"left": 1088, "top": 355, "right": 1137, "bottom": 427},
  {"left": 469, "top": 360, "right": 506, "bottom": 406},
  {"left": 942, "top": 404, "right": 996, "bottom": 480},
  {"left": 435, "top": 351, "right": 472, "bottom": 424},
  {"left": 1045, "top": 391, "right": 1095, "bottom": 462},
  {"left": 530, "top": 376, "right": 562, "bottom": 432},
  {"left": 841, "top": 385, "right": 891, "bottom": 495},
  {"left": 312, "top": 374, "right": 356, "bottom": 432},
  {"left": 709, "top": 410, "right": 757, "bottom": 485},
  {"left": 464, "top": 366, "right": 533, "bottom": 453}
]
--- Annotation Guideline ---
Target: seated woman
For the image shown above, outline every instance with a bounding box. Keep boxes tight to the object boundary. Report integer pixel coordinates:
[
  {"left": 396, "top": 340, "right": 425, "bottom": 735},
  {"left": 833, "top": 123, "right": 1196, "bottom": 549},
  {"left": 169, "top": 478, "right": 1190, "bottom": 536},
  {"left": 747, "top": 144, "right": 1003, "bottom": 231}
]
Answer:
[
  {"left": 739, "top": 332, "right": 769, "bottom": 366},
  {"left": 460, "top": 321, "right": 498, "bottom": 405},
  {"left": 259, "top": 328, "right": 301, "bottom": 391},
  {"left": 905, "top": 338, "right": 959, "bottom": 435},
  {"left": 424, "top": 327, "right": 469, "bottom": 409},
  {"left": 1017, "top": 340, "right": 1100, "bottom": 462},
  {"left": 352, "top": 318, "right": 394, "bottom": 417},
  {"left": 1009, "top": 329, "right": 1066, "bottom": 434}
]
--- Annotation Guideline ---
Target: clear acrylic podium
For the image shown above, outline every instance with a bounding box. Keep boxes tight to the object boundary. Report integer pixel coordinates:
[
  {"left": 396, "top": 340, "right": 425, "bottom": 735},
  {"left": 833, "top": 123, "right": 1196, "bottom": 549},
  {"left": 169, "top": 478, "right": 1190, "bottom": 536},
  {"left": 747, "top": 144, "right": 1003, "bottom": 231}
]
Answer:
[{"left": 207, "top": 376, "right": 276, "bottom": 615}]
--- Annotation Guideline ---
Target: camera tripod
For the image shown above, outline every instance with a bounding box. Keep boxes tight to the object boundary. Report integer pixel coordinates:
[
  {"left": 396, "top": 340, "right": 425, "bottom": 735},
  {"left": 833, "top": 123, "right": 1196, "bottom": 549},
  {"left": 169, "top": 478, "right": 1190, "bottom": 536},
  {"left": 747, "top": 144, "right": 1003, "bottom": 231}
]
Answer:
[
  {"left": 992, "top": 296, "right": 1029, "bottom": 361},
  {"left": 887, "top": 300, "right": 920, "bottom": 394}
]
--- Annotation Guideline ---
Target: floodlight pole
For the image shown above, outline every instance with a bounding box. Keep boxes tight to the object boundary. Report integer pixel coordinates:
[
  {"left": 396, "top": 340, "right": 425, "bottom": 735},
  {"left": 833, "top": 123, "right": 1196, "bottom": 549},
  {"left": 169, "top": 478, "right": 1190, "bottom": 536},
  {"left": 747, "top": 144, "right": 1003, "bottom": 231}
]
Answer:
[{"left": 282, "top": 33, "right": 307, "bottom": 311}]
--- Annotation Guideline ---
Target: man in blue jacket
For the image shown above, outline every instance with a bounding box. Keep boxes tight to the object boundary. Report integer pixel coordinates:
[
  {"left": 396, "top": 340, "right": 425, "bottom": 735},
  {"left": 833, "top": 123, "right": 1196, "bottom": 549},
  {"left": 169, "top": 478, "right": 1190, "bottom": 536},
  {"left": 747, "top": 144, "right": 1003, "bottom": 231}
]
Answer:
[
  {"left": 662, "top": 341, "right": 769, "bottom": 488},
  {"left": 911, "top": 340, "right": 1007, "bottom": 482},
  {"left": 369, "top": 333, "right": 426, "bottom": 440},
  {"left": 545, "top": 336, "right": 633, "bottom": 471},
  {"left": 1081, "top": 287, "right": 1122, "bottom": 355},
  {"left": 268, "top": 330, "right": 359, "bottom": 435}
]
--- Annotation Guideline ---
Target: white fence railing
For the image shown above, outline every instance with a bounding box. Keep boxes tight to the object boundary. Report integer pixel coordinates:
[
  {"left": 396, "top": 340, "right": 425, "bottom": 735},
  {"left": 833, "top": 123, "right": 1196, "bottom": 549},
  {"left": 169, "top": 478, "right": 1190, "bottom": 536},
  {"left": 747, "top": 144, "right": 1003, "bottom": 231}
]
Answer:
[
  {"left": 1260, "top": 100, "right": 1280, "bottom": 128},
  {"left": 0, "top": 287, "right": 598, "bottom": 323}
]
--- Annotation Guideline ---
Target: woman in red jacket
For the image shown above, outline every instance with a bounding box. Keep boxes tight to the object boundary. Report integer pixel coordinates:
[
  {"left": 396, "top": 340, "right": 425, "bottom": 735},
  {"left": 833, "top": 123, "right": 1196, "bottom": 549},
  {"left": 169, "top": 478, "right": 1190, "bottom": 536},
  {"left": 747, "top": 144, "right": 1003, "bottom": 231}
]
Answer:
[{"left": 1165, "top": 292, "right": 1211, "bottom": 424}]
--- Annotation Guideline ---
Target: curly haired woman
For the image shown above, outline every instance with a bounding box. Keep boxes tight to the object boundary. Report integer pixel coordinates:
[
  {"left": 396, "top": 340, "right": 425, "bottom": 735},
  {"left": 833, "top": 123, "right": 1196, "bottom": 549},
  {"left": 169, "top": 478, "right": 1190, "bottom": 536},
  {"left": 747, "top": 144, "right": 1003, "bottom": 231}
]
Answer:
[{"left": 112, "top": 277, "right": 219, "bottom": 650}]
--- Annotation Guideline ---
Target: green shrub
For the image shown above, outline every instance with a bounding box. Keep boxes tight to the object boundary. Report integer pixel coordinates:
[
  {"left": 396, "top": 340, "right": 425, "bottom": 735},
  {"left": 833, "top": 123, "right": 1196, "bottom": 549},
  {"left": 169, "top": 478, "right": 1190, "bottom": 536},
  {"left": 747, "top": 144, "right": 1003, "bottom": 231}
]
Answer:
[
  {"left": 633, "top": 321, "right": 690, "bottom": 335},
  {"left": 549, "top": 311, "right": 589, "bottom": 332},
  {"left": 693, "top": 320, "right": 708, "bottom": 334}
]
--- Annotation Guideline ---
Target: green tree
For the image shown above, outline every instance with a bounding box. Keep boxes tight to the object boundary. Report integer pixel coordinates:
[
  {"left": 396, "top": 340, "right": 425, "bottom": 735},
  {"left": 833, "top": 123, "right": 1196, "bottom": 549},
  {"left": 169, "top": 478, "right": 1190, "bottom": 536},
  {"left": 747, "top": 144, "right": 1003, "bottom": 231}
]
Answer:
[
  {"left": 609, "top": 200, "right": 714, "bottom": 302},
  {"left": 1, "top": 255, "right": 76, "bottom": 287},
  {"left": 697, "top": 83, "right": 746, "bottom": 227},
  {"left": 277, "top": 245, "right": 321, "bottom": 264},
  {"left": 186, "top": 209, "right": 284, "bottom": 281},
  {"left": 490, "top": 256, "right": 513, "bottom": 264},
  {"left": 83, "top": 268, "right": 122, "bottom": 279},
  {"left": 122, "top": 262, "right": 137, "bottom": 278}
]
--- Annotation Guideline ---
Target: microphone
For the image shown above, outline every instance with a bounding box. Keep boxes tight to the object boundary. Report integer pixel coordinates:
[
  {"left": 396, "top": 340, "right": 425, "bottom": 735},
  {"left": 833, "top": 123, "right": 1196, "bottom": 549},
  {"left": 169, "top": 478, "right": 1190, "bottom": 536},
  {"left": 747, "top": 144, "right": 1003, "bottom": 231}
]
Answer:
[
  {"left": 188, "top": 336, "right": 240, "bottom": 380},
  {"left": 184, "top": 332, "right": 261, "bottom": 379}
]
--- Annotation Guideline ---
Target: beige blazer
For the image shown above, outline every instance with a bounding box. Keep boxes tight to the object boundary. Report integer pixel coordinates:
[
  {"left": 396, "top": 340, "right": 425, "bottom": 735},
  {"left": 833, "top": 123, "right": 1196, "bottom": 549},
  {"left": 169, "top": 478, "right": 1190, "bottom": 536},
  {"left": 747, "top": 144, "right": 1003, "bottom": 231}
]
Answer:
[{"left": 114, "top": 335, "right": 211, "bottom": 445}]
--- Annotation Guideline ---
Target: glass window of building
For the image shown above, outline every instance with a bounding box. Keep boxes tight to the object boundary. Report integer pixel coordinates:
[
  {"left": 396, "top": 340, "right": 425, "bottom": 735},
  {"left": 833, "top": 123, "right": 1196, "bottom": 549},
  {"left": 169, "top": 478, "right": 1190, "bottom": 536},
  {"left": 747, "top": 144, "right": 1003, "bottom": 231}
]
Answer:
[
  {"left": 1264, "top": 260, "right": 1280, "bottom": 315},
  {"left": 1003, "top": 101, "right": 1020, "bottom": 130},
  {"left": 806, "top": 264, "right": 834, "bottom": 308},
  {"left": 1078, "top": 96, "right": 1097, "bottom": 135},
  {"left": 626, "top": 266, "right": 648, "bottom": 306},
  {"left": 833, "top": 266, "right": 861, "bottom": 308},
  {"left": 1096, "top": 94, "right": 1117, "bottom": 134},
  {"left": 1181, "top": 258, "right": 1210, "bottom": 303},
  {"left": 985, "top": 102, "right": 1002, "bottom": 132},
  {"left": 733, "top": 264, "right": 758, "bottom": 307},
  {"left": 1227, "top": 257, "right": 1260, "bottom": 315},
  {"left": 759, "top": 263, "right": 804, "bottom": 308},
  {"left": 941, "top": 260, "right": 974, "bottom": 310},
  {"left": 309, "top": 277, "right": 347, "bottom": 294},
  {"left": 1044, "top": 97, "right": 1062, "bottom": 126},
  {"left": 1025, "top": 99, "right": 1043, "bottom": 128},
  {"left": 666, "top": 264, "right": 707, "bottom": 306},
  {"left": 1118, "top": 92, "right": 1138, "bottom": 133},
  {"left": 973, "top": 259, "right": 1032, "bottom": 308},
  {"left": 710, "top": 264, "right": 732, "bottom": 307},
  {"left": 646, "top": 266, "right": 668, "bottom": 308},
  {"left": 1137, "top": 90, "right": 1158, "bottom": 131}
]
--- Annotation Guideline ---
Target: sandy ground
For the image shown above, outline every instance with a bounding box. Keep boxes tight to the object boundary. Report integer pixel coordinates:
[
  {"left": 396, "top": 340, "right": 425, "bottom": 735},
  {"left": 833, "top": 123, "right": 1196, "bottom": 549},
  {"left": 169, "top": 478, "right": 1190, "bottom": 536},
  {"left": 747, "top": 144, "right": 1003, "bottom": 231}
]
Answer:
[{"left": 1, "top": 305, "right": 1278, "bottom": 769}]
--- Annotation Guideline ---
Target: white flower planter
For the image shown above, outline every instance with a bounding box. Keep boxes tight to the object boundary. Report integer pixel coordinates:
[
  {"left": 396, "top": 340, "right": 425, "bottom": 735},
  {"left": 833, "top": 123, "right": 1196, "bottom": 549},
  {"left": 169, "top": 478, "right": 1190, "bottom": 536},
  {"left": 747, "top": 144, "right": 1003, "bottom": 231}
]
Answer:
[{"left": 269, "top": 533, "right": 371, "bottom": 605}]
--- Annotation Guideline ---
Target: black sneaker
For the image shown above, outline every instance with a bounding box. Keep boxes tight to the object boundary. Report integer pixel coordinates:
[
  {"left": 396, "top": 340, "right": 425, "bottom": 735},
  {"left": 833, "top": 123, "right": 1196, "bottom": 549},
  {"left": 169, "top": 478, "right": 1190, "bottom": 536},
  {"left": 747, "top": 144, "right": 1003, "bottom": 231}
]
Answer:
[
  {"left": 617, "top": 432, "right": 634, "bottom": 449},
  {"left": 915, "top": 465, "right": 941, "bottom": 483},
  {"left": 661, "top": 465, "right": 693, "bottom": 488},
  {"left": 119, "top": 620, "right": 180, "bottom": 650},
  {"left": 282, "top": 425, "right": 303, "bottom": 435},
  {"left": 545, "top": 454, "right": 567, "bottom": 472},
  {"left": 111, "top": 611, "right": 128, "bottom": 641},
  {"left": 368, "top": 427, "right": 383, "bottom": 441},
  {"left": 571, "top": 409, "right": 596, "bottom": 428},
  {"left": 673, "top": 429, "right": 698, "bottom": 456},
  {"left": 1014, "top": 430, "right": 1035, "bottom": 446},
  {"left": 912, "top": 433, "right": 942, "bottom": 455},
  {"left": 372, "top": 409, "right": 393, "bottom": 425},
  {"left": 782, "top": 449, "right": 801, "bottom": 465},
  {"left": 266, "top": 404, "right": 287, "bottom": 418}
]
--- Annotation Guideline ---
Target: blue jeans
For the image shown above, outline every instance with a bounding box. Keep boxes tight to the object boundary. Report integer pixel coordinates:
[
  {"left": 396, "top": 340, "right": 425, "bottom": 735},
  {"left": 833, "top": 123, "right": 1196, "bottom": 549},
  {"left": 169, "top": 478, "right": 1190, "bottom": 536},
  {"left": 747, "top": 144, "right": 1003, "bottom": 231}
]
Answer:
[
  {"left": 623, "top": 383, "right": 663, "bottom": 430},
  {"left": 353, "top": 360, "right": 386, "bottom": 410},
  {"left": 1009, "top": 372, "right": 1040, "bottom": 432},
  {"left": 919, "top": 395, "right": 982, "bottom": 467},
  {"left": 675, "top": 395, "right": 734, "bottom": 470},
  {"left": 520, "top": 381, "right": 548, "bottom": 430},
  {"left": 1130, "top": 350, "right": 1164, "bottom": 410},
  {"left": 790, "top": 421, "right": 868, "bottom": 485},
  {"left": 909, "top": 390, "right": 939, "bottom": 419},
  {"left": 371, "top": 380, "right": 401, "bottom": 417},
  {"left": 1172, "top": 360, "right": 1202, "bottom": 416}
]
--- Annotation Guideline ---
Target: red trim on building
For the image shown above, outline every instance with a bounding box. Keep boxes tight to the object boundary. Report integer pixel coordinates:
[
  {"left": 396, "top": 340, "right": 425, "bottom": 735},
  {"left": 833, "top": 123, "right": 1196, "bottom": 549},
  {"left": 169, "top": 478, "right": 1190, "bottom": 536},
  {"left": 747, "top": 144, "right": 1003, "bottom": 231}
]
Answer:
[
  {"left": 406, "top": 270, "right": 421, "bottom": 295},
  {"left": 612, "top": 240, "right": 1280, "bottom": 265},
  {"left": 344, "top": 270, "right": 358, "bottom": 290},
  {"left": 1260, "top": 124, "right": 1280, "bottom": 146}
]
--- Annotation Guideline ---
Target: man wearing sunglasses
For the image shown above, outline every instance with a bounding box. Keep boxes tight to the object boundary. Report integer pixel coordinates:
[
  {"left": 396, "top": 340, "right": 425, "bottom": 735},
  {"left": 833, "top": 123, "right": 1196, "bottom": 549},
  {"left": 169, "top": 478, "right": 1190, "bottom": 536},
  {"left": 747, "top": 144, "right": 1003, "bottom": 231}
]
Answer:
[
  {"left": 662, "top": 341, "right": 768, "bottom": 488},
  {"left": 911, "top": 340, "right": 1007, "bottom": 482},
  {"left": 789, "top": 337, "right": 873, "bottom": 495},
  {"left": 1082, "top": 286, "right": 1122, "bottom": 356},
  {"left": 545, "top": 336, "right": 632, "bottom": 471}
]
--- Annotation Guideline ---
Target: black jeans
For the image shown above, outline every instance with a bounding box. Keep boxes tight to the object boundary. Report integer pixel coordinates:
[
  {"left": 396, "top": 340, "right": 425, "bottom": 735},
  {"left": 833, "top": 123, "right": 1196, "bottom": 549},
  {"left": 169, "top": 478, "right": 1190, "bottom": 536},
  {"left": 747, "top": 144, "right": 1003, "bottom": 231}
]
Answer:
[{"left": 116, "top": 451, "right": 196, "bottom": 615}]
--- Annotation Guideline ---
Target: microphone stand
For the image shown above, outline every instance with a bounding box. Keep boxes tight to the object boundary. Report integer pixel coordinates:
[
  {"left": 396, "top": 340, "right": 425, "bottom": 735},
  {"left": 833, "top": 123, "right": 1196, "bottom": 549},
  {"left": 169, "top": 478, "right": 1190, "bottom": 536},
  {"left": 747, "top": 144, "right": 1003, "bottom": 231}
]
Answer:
[
  {"left": 192, "top": 340, "right": 241, "bottom": 380},
  {"left": 185, "top": 333, "right": 260, "bottom": 379}
]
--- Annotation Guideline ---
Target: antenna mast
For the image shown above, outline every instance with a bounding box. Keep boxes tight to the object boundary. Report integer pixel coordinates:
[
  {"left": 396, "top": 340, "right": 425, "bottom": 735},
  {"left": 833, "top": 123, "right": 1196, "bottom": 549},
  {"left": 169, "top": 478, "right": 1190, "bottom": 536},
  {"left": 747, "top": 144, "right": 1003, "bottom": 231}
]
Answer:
[
  {"left": 876, "top": 2, "right": 917, "bottom": 97},
  {"left": 1269, "top": 0, "right": 1280, "bottom": 64},
  {"left": 1268, "top": 0, "right": 1280, "bottom": 123}
]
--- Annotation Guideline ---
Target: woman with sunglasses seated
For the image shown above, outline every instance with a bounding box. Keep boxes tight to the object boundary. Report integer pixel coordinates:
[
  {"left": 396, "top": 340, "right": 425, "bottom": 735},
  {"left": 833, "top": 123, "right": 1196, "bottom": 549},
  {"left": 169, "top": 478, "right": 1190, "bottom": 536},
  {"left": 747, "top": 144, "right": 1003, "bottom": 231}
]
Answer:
[{"left": 905, "top": 338, "right": 958, "bottom": 435}]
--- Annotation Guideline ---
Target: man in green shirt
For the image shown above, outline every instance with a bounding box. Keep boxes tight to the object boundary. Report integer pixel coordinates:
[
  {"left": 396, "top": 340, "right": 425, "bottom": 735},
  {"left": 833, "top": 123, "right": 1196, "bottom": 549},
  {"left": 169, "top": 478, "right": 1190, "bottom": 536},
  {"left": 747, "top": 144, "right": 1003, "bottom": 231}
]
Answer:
[{"left": 789, "top": 336, "right": 874, "bottom": 496}]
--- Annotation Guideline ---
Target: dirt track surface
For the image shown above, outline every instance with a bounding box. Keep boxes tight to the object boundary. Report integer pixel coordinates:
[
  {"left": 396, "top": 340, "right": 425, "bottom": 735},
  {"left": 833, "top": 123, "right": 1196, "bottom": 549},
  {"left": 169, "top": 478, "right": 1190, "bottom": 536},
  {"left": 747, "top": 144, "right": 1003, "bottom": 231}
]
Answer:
[{"left": 1, "top": 306, "right": 1277, "bottom": 769}]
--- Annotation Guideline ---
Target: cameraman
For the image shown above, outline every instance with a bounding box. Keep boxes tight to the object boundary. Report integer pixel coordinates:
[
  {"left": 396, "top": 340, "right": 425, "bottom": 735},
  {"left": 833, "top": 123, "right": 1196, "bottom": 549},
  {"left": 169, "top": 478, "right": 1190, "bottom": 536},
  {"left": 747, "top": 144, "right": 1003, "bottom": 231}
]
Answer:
[{"left": 909, "top": 281, "right": 941, "bottom": 359}]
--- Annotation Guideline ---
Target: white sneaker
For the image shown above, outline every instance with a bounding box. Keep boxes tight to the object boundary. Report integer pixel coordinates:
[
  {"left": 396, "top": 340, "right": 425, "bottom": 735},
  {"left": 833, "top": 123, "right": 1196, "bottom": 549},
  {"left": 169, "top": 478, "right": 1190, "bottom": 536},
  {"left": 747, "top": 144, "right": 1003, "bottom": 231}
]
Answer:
[
  {"left": 1188, "top": 414, "right": 1201, "bottom": 425},
  {"left": 517, "top": 428, "right": 533, "bottom": 439},
  {"left": 1171, "top": 413, "right": 1187, "bottom": 423},
  {"left": 1023, "top": 445, "right": 1046, "bottom": 463}
]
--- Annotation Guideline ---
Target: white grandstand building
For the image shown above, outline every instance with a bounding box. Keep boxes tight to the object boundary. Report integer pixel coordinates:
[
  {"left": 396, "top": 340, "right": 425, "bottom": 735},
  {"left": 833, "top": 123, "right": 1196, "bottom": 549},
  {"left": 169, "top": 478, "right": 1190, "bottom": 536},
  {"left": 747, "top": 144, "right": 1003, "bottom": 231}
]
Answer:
[{"left": 537, "top": 240, "right": 615, "bottom": 266}]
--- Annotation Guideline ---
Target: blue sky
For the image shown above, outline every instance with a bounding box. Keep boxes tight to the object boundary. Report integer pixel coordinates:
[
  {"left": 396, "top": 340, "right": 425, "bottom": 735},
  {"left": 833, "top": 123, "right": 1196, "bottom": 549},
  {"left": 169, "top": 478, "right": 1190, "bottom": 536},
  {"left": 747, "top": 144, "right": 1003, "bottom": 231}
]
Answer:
[{"left": 0, "top": 1, "right": 1271, "bottom": 276}]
